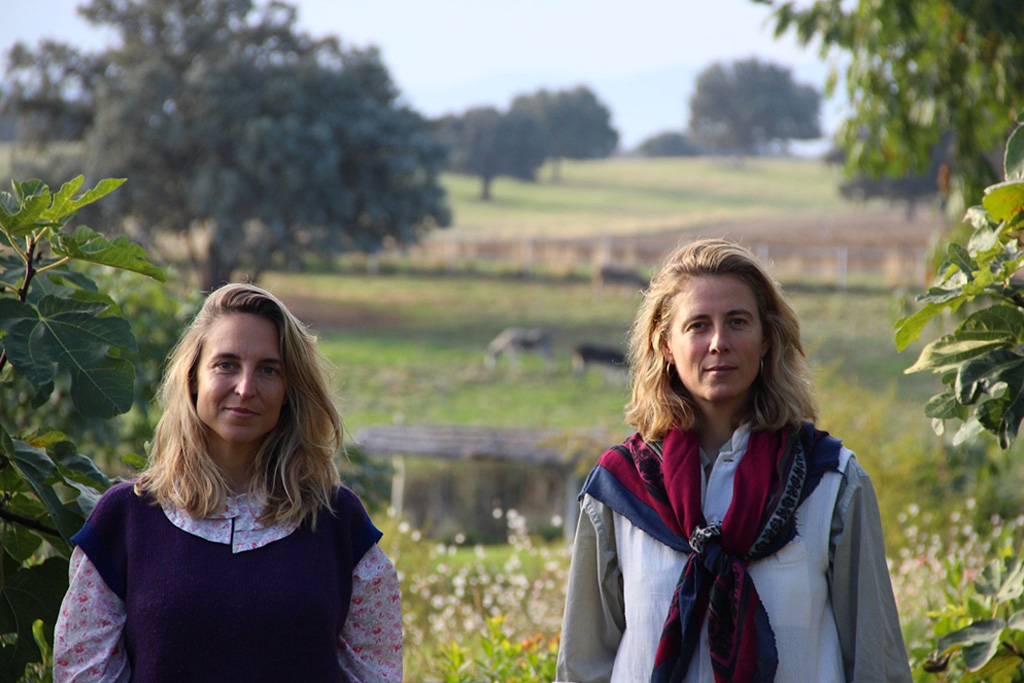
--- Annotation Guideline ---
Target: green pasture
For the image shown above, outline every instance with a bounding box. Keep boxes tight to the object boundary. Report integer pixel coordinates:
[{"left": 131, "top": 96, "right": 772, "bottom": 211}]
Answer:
[
  {"left": 262, "top": 266, "right": 992, "bottom": 541},
  {"left": 441, "top": 156, "right": 856, "bottom": 238},
  {"left": 262, "top": 271, "right": 939, "bottom": 435}
]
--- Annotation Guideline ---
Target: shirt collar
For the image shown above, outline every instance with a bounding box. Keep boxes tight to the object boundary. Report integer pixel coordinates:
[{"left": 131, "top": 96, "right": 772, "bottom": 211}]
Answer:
[
  {"left": 699, "top": 422, "right": 752, "bottom": 468},
  {"left": 161, "top": 494, "right": 298, "bottom": 554}
]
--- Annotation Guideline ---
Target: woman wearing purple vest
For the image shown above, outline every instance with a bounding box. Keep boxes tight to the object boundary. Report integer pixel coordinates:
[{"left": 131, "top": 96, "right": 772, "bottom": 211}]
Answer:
[
  {"left": 555, "top": 239, "right": 911, "bottom": 683},
  {"left": 53, "top": 283, "right": 401, "bottom": 682}
]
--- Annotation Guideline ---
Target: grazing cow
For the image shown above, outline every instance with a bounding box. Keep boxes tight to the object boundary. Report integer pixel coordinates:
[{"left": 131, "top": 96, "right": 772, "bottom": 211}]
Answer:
[
  {"left": 485, "top": 327, "right": 551, "bottom": 368},
  {"left": 592, "top": 264, "right": 650, "bottom": 292},
  {"left": 571, "top": 344, "right": 628, "bottom": 375}
]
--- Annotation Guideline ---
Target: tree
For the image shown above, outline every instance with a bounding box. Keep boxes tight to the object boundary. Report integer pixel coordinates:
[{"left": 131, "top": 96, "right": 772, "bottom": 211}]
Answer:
[
  {"left": 894, "top": 117, "right": 1024, "bottom": 682},
  {"left": 1, "top": 40, "right": 103, "bottom": 147},
  {"left": 510, "top": 86, "right": 618, "bottom": 181},
  {"left": 0, "top": 174, "right": 163, "bottom": 682},
  {"left": 896, "top": 118, "right": 1024, "bottom": 449},
  {"left": 634, "top": 131, "right": 701, "bottom": 158},
  {"left": 756, "top": 0, "right": 1024, "bottom": 213},
  {"left": 440, "top": 106, "right": 548, "bottom": 200},
  {"left": 688, "top": 58, "right": 821, "bottom": 155},
  {"left": 2, "top": 0, "right": 451, "bottom": 289}
]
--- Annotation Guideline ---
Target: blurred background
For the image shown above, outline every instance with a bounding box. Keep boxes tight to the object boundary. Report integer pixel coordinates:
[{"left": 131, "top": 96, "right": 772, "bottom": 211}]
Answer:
[{"left": 2, "top": 1, "right": 1023, "bottom": 680}]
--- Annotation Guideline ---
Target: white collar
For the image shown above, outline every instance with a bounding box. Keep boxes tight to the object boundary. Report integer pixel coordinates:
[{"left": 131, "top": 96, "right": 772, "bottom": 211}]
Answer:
[
  {"left": 161, "top": 494, "right": 298, "bottom": 554},
  {"left": 699, "top": 422, "right": 752, "bottom": 468}
]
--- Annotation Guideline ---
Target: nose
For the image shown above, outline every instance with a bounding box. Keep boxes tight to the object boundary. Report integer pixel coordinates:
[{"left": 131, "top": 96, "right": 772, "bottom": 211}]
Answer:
[
  {"left": 709, "top": 323, "right": 730, "bottom": 353},
  {"left": 235, "top": 369, "right": 257, "bottom": 398}
]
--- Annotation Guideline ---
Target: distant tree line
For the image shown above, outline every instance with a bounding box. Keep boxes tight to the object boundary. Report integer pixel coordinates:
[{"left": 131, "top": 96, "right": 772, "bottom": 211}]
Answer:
[
  {"left": 435, "top": 86, "right": 619, "bottom": 200},
  {"left": 1, "top": 0, "right": 451, "bottom": 289},
  {"left": 1, "top": 1, "right": 830, "bottom": 282},
  {"left": 436, "top": 59, "right": 823, "bottom": 200},
  {"left": 632, "top": 57, "right": 821, "bottom": 160}
]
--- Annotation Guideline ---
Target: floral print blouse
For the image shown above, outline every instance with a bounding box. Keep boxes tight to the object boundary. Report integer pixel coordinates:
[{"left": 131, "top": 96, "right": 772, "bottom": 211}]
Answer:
[{"left": 53, "top": 494, "right": 403, "bottom": 682}]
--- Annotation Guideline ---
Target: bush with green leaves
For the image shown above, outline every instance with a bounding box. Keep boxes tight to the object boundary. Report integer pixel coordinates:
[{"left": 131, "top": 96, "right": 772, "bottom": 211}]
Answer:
[
  {"left": 0, "top": 175, "right": 163, "bottom": 682},
  {"left": 895, "top": 117, "right": 1024, "bottom": 680},
  {"left": 437, "top": 616, "right": 558, "bottom": 683},
  {"left": 925, "top": 554, "right": 1024, "bottom": 681},
  {"left": 896, "top": 117, "right": 1024, "bottom": 448},
  {"left": 1, "top": 268, "right": 198, "bottom": 472}
]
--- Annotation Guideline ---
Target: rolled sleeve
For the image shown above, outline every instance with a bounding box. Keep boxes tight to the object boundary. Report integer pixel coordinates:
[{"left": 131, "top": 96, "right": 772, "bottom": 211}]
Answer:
[
  {"left": 555, "top": 495, "right": 625, "bottom": 683},
  {"left": 829, "top": 457, "right": 912, "bottom": 683}
]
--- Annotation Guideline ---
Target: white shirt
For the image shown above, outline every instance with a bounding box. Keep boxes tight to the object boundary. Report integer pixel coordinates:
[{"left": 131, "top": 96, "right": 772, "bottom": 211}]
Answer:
[{"left": 556, "top": 426, "right": 912, "bottom": 683}]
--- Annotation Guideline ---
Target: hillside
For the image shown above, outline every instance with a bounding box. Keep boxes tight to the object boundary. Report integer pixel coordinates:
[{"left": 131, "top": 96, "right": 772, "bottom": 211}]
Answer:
[{"left": 437, "top": 156, "right": 946, "bottom": 248}]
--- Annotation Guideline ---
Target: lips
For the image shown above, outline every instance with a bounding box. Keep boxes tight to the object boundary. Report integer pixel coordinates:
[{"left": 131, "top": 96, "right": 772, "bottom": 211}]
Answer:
[{"left": 225, "top": 407, "right": 258, "bottom": 417}]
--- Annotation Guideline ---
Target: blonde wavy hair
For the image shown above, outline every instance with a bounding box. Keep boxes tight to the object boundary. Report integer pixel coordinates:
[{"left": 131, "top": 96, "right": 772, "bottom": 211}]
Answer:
[
  {"left": 624, "top": 238, "right": 817, "bottom": 441},
  {"left": 135, "top": 283, "right": 342, "bottom": 528}
]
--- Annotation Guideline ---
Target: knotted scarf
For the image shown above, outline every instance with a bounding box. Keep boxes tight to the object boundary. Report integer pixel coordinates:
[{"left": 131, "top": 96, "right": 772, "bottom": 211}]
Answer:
[{"left": 579, "top": 422, "right": 841, "bottom": 683}]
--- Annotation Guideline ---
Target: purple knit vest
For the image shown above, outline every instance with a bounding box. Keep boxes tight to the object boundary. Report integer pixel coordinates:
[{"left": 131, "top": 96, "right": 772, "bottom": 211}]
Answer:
[{"left": 72, "top": 482, "right": 381, "bottom": 683}]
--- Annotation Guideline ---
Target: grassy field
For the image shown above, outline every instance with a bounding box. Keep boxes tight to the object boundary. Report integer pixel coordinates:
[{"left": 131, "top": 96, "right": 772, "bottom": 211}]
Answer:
[
  {"left": 441, "top": 156, "right": 862, "bottom": 239},
  {"left": 253, "top": 154, "right": 946, "bottom": 453},
  {"left": 261, "top": 271, "right": 940, "bottom": 439}
]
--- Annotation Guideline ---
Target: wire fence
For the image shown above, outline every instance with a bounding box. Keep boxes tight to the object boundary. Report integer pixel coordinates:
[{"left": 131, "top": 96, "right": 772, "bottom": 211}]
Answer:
[{"left": 387, "top": 234, "right": 928, "bottom": 289}]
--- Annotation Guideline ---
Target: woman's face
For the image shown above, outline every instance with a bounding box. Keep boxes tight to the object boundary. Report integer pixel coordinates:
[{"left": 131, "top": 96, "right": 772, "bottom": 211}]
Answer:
[
  {"left": 663, "top": 274, "right": 768, "bottom": 426},
  {"left": 194, "top": 313, "right": 287, "bottom": 464}
]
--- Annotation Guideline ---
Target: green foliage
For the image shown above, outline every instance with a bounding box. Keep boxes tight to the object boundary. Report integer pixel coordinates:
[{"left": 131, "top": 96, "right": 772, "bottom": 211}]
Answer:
[
  {"left": 923, "top": 551, "right": 1024, "bottom": 681},
  {"left": 379, "top": 509, "right": 568, "bottom": 681},
  {"left": 0, "top": 269, "right": 199, "bottom": 468},
  {"left": 689, "top": 57, "right": 821, "bottom": 154},
  {"left": 509, "top": 86, "right": 619, "bottom": 180},
  {"left": 761, "top": 0, "right": 1024, "bottom": 212},
  {"left": 0, "top": 175, "right": 162, "bottom": 682},
  {"left": 436, "top": 616, "right": 558, "bottom": 683},
  {"left": 4, "top": 0, "right": 451, "bottom": 289},
  {"left": 896, "top": 120, "right": 1024, "bottom": 447},
  {"left": 1, "top": 41, "right": 101, "bottom": 147},
  {"left": 438, "top": 107, "right": 549, "bottom": 200},
  {"left": 634, "top": 131, "right": 701, "bottom": 158}
]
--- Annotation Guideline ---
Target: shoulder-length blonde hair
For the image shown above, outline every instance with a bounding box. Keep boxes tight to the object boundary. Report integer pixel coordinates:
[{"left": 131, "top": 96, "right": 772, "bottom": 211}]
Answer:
[
  {"left": 135, "top": 283, "right": 342, "bottom": 528},
  {"left": 624, "top": 238, "right": 816, "bottom": 441}
]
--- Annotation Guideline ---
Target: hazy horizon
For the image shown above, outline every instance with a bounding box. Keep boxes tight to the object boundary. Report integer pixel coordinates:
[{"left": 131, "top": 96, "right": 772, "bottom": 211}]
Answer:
[{"left": 3, "top": 0, "right": 845, "bottom": 151}]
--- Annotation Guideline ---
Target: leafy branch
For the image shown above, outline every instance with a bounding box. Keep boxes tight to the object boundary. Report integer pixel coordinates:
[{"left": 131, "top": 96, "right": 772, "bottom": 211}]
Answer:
[
  {"left": 0, "top": 174, "right": 163, "bottom": 683},
  {"left": 896, "top": 117, "right": 1024, "bottom": 448},
  {"left": 0, "top": 499, "right": 60, "bottom": 539}
]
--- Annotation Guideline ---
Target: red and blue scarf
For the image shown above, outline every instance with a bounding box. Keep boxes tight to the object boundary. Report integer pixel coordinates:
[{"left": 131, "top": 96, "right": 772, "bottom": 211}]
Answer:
[{"left": 580, "top": 422, "right": 841, "bottom": 683}]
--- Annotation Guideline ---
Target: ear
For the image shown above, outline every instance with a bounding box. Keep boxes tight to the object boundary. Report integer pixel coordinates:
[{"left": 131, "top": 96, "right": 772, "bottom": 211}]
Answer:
[{"left": 662, "top": 343, "right": 674, "bottom": 366}]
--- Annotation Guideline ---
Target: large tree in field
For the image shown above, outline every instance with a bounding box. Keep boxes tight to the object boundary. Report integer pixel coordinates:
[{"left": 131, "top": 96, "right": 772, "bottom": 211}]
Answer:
[
  {"left": 689, "top": 58, "right": 820, "bottom": 155},
  {"left": 440, "top": 106, "right": 548, "bottom": 200},
  {"left": 1, "top": 41, "right": 103, "bottom": 147},
  {"left": 2, "top": 0, "right": 450, "bottom": 289},
  {"left": 510, "top": 86, "right": 618, "bottom": 181},
  {"left": 755, "top": 0, "right": 1024, "bottom": 212}
]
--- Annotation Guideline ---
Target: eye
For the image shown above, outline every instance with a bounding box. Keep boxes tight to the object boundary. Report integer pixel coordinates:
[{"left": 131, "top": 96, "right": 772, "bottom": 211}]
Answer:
[
  {"left": 215, "top": 360, "right": 236, "bottom": 371},
  {"left": 260, "top": 365, "right": 282, "bottom": 377}
]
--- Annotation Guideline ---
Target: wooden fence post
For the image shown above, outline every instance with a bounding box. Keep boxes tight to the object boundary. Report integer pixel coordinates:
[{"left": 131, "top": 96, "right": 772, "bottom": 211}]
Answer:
[{"left": 837, "top": 246, "right": 848, "bottom": 290}]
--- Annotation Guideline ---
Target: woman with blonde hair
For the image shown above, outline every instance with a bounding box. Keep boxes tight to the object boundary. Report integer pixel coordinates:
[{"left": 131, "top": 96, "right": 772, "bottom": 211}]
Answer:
[
  {"left": 556, "top": 239, "right": 910, "bottom": 683},
  {"left": 54, "top": 283, "right": 401, "bottom": 682}
]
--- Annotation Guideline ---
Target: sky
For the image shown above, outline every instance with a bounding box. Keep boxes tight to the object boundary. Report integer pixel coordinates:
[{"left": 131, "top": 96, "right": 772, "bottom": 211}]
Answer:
[{"left": 1, "top": 0, "right": 843, "bottom": 151}]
